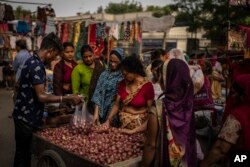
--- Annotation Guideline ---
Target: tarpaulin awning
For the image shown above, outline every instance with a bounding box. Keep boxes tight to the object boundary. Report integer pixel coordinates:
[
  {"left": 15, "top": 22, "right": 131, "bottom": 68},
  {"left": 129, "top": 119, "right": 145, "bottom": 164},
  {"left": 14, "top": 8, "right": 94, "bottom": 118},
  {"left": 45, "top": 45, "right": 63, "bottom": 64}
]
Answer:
[{"left": 141, "top": 15, "right": 175, "bottom": 32}]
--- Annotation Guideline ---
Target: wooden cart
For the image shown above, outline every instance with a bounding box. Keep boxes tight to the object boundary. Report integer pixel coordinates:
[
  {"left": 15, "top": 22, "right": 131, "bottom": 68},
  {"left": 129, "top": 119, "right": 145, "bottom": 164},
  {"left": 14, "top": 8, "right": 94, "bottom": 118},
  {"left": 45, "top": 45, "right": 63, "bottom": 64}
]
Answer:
[{"left": 32, "top": 134, "right": 142, "bottom": 167}]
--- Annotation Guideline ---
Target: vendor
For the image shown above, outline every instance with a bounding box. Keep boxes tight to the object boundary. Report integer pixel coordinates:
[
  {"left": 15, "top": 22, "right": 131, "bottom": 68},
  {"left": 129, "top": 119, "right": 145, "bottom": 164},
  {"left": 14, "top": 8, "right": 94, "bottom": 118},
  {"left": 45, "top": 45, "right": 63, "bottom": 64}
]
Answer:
[
  {"left": 71, "top": 44, "right": 104, "bottom": 113},
  {"left": 104, "top": 55, "right": 154, "bottom": 134},
  {"left": 12, "top": 33, "right": 82, "bottom": 167},
  {"left": 53, "top": 42, "right": 77, "bottom": 95}
]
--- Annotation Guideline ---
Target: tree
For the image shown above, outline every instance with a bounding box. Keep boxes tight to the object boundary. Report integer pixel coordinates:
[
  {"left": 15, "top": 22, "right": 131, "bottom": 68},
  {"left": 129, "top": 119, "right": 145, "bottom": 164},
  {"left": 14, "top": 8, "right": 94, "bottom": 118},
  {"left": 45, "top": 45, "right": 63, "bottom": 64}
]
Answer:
[
  {"left": 105, "top": 0, "right": 143, "bottom": 14},
  {"left": 146, "top": 5, "right": 178, "bottom": 18},
  {"left": 174, "top": 0, "right": 250, "bottom": 46},
  {"left": 97, "top": 6, "right": 103, "bottom": 14},
  {"left": 14, "top": 6, "right": 33, "bottom": 20}
]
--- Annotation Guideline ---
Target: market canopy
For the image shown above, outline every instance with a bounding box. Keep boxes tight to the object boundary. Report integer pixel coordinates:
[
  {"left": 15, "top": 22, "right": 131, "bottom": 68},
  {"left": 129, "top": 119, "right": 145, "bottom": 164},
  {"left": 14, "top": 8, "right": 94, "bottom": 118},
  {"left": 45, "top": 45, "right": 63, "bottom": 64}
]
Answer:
[{"left": 141, "top": 15, "right": 175, "bottom": 32}]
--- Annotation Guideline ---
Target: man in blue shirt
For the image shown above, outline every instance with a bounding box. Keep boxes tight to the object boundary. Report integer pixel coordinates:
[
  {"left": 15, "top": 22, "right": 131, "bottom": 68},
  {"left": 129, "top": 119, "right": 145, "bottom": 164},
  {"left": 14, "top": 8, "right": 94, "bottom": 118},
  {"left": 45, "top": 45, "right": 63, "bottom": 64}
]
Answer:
[
  {"left": 12, "top": 32, "right": 82, "bottom": 167},
  {"left": 13, "top": 39, "right": 31, "bottom": 81}
]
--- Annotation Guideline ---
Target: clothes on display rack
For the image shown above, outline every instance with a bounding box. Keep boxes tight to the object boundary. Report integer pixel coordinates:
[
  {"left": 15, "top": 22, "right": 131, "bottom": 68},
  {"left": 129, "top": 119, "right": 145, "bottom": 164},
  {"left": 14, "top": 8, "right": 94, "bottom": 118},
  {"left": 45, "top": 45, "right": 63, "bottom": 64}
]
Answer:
[
  {"left": 1, "top": 4, "right": 15, "bottom": 21},
  {"left": 45, "top": 16, "right": 56, "bottom": 34}
]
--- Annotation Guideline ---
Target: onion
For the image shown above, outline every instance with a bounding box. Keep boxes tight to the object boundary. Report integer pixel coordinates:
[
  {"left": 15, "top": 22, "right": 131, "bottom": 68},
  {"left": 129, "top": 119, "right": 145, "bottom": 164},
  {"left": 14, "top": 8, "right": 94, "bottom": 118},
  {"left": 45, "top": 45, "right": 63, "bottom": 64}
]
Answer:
[{"left": 36, "top": 124, "right": 145, "bottom": 165}]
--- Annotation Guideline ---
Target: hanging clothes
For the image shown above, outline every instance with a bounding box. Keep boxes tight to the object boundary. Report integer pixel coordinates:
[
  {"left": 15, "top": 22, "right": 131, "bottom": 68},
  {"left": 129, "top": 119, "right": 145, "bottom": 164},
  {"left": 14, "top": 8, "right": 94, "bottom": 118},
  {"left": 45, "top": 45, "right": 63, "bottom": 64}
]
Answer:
[
  {"left": 45, "top": 16, "right": 56, "bottom": 34},
  {"left": 75, "top": 22, "right": 87, "bottom": 60},
  {"left": 61, "top": 23, "right": 69, "bottom": 43},
  {"left": 0, "top": 4, "right": 5, "bottom": 21},
  {"left": 125, "top": 21, "right": 131, "bottom": 41},
  {"left": 137, "top": 21, "right": 142, "bottom": 43},
  {"left": 88, "top": 23, "right": 97, "bottom": 46},
  {"left": 109, "top": 23, "right": 119, "bottom": 40},
  {"left": 68, "top": 22, "right": 74, "bottom": 43},
  {"left": 0, "top": 22, "right": 8, "bottom": 32},
  {"left": 17, "top": 21, "right": 29, "bottom": 34},
  {"left": 3, "top": 4, "right": 15, "bottom": 21},
  {"left": 73, "top": 22, "right": 81, "bottom": 47},
  {"left": 119, "top": 22, "right": 125, "bottom": 40},
  {"left": 130, "top": 21, "right": 136, "bottom": 42}
]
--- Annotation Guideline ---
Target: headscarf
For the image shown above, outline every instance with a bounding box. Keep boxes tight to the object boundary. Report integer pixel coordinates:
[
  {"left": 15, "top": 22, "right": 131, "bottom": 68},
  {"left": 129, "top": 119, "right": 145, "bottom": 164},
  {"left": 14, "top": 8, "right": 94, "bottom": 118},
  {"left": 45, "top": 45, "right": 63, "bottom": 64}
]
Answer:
[
  {"left": 162, "top": 59, "right": 197, "bottom": 167},
  {"left": 162, "top": 48, "right": 188, "bottom": 88},
  {"left": 110, "top": 47, "right": 125, "bottom": 61},
  {"left": 168, "top": 48, "right": 187, "bottom": 64},
  {"left": 91, "top": 48, "right": 125, "bottom": 123},
  {"left": 231, "top": 74, "right": 250, "bottom": 150}
]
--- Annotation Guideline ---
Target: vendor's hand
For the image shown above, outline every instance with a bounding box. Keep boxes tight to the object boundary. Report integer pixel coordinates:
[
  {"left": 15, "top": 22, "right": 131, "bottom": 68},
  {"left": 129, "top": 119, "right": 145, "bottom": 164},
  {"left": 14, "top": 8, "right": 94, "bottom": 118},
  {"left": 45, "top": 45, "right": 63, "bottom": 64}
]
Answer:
[
  {"left": 69, "top": 94, "right": 83, "bottom": 105},
  {"left": 120, "top": 128, "right": 136, "bottom": 135}
]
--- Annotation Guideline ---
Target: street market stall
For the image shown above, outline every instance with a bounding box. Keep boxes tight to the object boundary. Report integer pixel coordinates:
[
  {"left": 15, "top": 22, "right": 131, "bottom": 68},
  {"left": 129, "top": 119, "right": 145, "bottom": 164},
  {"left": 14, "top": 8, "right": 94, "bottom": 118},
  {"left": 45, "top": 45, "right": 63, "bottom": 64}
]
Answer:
[
  {"left": 32, "top": 124, "right": 144, "bottom": 167},
  {"left": 32, "top": 102, "right": 144, "bottom": 167}
]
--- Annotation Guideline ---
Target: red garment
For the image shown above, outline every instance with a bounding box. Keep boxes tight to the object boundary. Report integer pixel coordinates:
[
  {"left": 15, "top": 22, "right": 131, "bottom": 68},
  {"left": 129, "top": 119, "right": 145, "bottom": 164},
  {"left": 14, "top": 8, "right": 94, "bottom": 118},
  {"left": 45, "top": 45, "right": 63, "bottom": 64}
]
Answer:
[
  {"left": 222, "top": 59, "right": 250, "bottom": 124},
  {"left": 231, "top": 74, "right": 250, "bottom": 150},
  {"left": 118, "top": 79, "right": 154, "bottom": 108},
  {"left": 63, "top": 64, "right": 73, "bottom": 83},
  {"left": 53, "top": 59, "right": 77, "bottom": 95},
  {"left": 88, "top": 24, "right": 96, "bottom": 46}
]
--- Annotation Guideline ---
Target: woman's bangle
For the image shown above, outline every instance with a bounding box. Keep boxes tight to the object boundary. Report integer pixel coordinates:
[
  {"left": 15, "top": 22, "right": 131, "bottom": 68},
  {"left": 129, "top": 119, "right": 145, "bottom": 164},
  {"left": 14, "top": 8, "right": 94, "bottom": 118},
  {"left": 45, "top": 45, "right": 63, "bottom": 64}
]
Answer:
[{"left": 60, "top": 96, "right": 63, "bottom": 103}]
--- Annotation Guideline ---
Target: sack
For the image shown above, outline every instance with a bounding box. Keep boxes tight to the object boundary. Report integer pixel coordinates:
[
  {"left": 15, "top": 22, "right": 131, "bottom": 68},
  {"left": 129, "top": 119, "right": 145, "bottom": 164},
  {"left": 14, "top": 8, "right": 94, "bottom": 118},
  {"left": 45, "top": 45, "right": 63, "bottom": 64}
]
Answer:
[
  {"left": 166, "top": 114, "right": 185, "bottom": 167},
  {"left": 193, "top": 76, "right": 214, "bottom": 111},
  {"left": 71, "top": 103, "right": 93, "bottom": 134},
  {"left": 190, "top": 65, "right": 204, "bottom": 95}
]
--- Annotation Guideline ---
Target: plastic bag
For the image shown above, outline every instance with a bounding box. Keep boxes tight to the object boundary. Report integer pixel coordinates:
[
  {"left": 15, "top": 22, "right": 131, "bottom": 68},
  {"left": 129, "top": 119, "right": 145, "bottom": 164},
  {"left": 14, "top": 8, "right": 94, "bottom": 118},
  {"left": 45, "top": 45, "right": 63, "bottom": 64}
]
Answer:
[
  {"left": 71, "top": 103, "right": 93, "bottom": 134},
  {"left": 190, "top": 65, "right": 204, "bottom": 95}
]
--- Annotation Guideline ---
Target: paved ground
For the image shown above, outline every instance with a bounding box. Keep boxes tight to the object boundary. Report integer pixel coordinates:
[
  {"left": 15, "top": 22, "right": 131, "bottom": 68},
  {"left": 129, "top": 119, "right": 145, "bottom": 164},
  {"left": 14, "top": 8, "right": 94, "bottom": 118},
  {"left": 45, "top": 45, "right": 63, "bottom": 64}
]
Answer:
[{"left": 0, "top": 88, "right": 15, "bottom": 167}]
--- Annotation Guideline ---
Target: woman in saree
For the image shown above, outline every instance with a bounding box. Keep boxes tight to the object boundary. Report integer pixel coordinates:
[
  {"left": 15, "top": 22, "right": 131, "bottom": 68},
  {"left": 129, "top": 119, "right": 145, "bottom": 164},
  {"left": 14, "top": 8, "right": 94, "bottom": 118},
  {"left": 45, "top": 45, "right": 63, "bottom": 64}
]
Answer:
[
  {"left": 71, "top": 44, "right": 104, "bottom": 113},
  {"left": 104, "top": 55, "right": 154, "bottom": 134},
  {"left": 140, "top": 59, "right": 197, "bottom": 167},
  {"left": 200, "top": 74, "right": 250, "bottom": 167},
  {"left": 91, "top": 48, "right": 125, "bottom": 126}
]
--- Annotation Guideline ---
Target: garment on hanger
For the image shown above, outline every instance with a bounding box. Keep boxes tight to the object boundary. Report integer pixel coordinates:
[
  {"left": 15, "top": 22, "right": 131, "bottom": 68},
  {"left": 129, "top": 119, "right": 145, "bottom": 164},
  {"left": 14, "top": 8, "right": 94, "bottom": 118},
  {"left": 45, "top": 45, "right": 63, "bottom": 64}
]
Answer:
[
  {"left": 3, "top": 4, "right": 15, "bottom": 21},
  {"left": 75, "top": 22, "right": 87, "bottom": 60},
  {"left": 88, "top": 23, "right": 97, "bottom": 46},
  {"left": 45, "top": 16, "right": 56, "bottom": 34},
  {"left": 17, "top": 21, "right": 29, "bottom": 34},
  {"left": 108, "top": 23, "right": 119, "bottom": 40},
  {"left": 25, "top": 36, "right": 32, "bottom": 50},
  {"left": 73, "top": 21, "right": 81, "bottom": 47},
  {"left": 0, "top": 22, "right": 8, "bottom": 32},
  {"left": 125, "top": 21, "right": 131, "bottom": 41},
  {"left": 0, "top": 4, "right": 5, "bottom": 21},
  {"left": 10, "top": 35, "right": 17, "bottom": 49},
  {"left": 130, "top": 21, "right": 135, "bottom": 42},
  {"left": 119, "top": 22, "right": 125, "bottom": 40}
]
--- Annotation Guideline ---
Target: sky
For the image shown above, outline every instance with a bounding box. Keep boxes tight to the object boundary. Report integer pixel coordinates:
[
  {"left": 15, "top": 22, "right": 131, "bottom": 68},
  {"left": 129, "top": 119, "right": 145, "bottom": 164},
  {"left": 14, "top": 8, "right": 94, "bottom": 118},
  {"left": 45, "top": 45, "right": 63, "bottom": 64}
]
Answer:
[{"left": 7, "top": 0, "right": 174, "bottom": 17}]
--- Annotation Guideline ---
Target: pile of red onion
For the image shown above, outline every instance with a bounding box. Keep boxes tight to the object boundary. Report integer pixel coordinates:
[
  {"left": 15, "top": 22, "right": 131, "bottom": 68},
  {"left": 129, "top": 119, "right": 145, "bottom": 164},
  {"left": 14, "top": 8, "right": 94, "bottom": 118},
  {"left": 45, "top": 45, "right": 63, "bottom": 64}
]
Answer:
[{"left": 37, "top": 125, "right": 145, "bottom": 165}]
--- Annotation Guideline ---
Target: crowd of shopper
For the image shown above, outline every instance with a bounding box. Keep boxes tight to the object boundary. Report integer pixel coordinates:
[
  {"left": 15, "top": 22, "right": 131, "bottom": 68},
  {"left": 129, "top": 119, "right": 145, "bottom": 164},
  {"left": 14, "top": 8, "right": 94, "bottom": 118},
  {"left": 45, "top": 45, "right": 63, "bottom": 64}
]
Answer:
[{"left": 7, "top": 32, "right": 250, "bottom": 167}]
